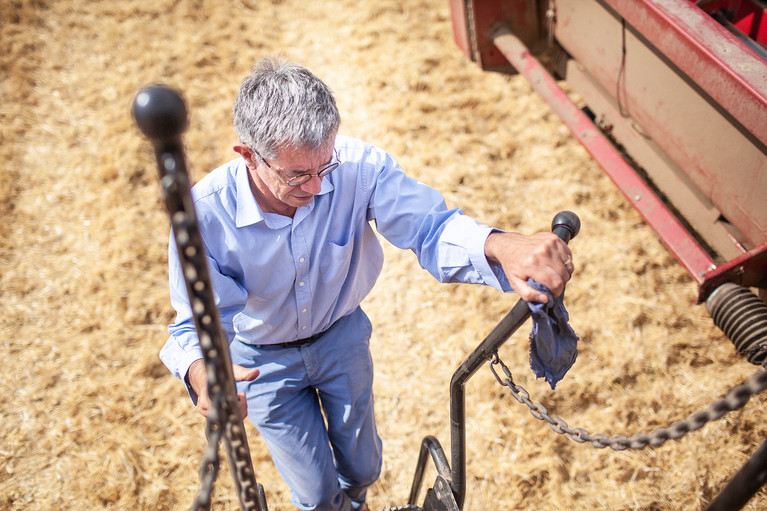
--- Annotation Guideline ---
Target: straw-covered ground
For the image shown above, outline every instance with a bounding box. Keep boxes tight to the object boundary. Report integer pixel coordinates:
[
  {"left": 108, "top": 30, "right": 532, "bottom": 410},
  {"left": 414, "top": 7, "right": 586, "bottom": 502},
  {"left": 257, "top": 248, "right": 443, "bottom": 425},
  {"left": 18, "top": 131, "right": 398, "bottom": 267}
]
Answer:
[{"left": 1, "top": 0, "right": 764, "bottom": 509}]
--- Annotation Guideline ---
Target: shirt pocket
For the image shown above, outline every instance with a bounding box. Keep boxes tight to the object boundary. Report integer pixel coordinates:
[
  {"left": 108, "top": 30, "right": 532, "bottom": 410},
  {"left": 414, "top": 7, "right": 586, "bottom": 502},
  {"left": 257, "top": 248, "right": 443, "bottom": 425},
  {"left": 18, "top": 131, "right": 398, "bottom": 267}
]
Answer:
[{"left": 319, "top": 235, "right": 355, "bottom": 287}]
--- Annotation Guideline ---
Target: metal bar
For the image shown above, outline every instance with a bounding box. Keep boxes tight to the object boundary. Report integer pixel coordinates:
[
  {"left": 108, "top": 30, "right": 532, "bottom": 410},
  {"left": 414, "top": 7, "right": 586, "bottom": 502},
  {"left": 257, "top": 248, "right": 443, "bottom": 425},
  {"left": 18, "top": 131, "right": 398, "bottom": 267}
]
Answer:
[
  {"left": 704, "top": 436, "right": 767, "bottom": 511},
  {"left": 448, "top": 212, "right": 579, "bottom": 508},
  {"left": 491, "top": 23, "right": 716, "bottom": 285},
  {"left": 449, "top": 298, "right": 532, "bottom": 508},
  {"left": 699, "top": 243, "right": 767, "bottom": 302},
  {"left": 408, "top": 435, "right": 452, "bottom": 506}
]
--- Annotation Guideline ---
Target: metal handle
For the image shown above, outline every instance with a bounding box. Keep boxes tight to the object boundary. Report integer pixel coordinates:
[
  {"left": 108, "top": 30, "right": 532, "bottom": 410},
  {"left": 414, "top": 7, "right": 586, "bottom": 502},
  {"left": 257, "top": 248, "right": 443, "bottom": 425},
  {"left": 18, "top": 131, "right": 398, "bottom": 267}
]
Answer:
[
  {"left": 133, "top": 84, "right": 189, "bottom": 142},
  {"left": 551, "top": 210, "right": 581, "bottom": 244},
  {"left": 449, "top": 210, "right": 580, "bottom": 509}
]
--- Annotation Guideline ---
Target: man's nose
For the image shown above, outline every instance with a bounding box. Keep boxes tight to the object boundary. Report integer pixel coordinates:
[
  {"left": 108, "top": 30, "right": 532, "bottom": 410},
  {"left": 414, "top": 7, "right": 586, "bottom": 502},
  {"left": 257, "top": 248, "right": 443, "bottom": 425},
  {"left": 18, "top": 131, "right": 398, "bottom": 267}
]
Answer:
[{"left": 301, "top": 174, "right": 323, "bottom": 194}]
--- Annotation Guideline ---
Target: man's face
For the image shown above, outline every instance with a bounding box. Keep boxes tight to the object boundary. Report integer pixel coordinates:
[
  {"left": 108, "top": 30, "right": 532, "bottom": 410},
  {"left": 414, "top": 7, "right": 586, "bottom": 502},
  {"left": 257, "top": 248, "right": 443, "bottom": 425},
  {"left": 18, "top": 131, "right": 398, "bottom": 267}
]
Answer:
[{"left": 237, "top": 143, "right": 335, "bottom": 216}]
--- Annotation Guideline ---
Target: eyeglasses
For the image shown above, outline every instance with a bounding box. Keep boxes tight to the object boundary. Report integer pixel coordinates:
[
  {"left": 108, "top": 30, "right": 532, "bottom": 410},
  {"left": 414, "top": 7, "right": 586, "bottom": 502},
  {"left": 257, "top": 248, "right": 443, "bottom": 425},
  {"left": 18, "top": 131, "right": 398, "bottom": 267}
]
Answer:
[{"left": 252, "top": 147, "right": 340, "bottom": 186}]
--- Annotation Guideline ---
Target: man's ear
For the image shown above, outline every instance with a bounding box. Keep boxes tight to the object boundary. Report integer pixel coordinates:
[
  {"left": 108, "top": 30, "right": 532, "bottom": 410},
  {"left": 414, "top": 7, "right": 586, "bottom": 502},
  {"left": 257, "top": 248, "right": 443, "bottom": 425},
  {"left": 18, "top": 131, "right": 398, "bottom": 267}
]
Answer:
[{"left": 233, "top": 144, "right": 256, "bottom": 165}]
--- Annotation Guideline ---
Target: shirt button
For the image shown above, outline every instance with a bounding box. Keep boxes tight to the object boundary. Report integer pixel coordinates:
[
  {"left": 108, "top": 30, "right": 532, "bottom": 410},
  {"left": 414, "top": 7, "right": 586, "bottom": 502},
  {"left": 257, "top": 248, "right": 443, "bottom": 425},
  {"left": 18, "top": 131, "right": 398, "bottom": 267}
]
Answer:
[
  {"left": 299, "top": 281, "right": 305, "bottom": 287},
  {"left": 302, "top": 308, "right": 307, "bottom": 313},
  {"left": 299, "top": 257, "right": 305, "bottom": 263},
  {"left": 302, "top": 325, "right": 308, "bottom": 330}
]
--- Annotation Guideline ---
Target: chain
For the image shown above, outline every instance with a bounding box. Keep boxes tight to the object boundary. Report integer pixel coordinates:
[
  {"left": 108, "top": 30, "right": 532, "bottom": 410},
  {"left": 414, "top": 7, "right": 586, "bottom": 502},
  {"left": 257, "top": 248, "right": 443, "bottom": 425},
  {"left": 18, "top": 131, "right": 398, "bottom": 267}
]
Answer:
[
  {"left": 192, "top": 398, "right": 224, "bottom": 510},
  {"left": 158, "top": 157, "right": 264, "bottom": 511},
  {"left": 489, "top": 354, "right": 767, "bottom": 450}
]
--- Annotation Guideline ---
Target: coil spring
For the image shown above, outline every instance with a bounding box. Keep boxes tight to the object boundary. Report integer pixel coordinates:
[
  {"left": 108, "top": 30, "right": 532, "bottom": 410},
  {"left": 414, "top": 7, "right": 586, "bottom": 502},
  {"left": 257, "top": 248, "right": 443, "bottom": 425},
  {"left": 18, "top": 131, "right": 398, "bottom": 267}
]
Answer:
[{"left": 706, "top": 283, "right": 767, "bottom": 367}]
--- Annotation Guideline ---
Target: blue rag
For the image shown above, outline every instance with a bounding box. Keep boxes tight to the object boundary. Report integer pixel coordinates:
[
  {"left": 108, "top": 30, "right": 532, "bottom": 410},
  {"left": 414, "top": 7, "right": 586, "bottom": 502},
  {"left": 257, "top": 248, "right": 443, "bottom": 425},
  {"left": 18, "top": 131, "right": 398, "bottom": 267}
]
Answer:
[{"left": 527, "top": 278, "right": 579, "bottom": 389}]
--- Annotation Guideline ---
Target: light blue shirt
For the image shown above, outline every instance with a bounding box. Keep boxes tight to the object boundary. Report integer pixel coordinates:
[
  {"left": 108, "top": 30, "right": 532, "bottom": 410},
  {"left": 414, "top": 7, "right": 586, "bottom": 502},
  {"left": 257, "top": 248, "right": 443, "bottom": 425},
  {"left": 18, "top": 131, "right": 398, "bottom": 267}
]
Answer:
[{"left": 160, "top": 135, "right": 511, "bottom": 381}]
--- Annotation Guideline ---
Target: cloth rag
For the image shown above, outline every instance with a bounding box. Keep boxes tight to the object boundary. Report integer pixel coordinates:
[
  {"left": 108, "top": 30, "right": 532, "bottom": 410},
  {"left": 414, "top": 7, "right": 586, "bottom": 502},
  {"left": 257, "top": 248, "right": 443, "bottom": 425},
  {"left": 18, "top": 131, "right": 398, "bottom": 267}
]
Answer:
[{"left": 527, "top": 278, "right": 579, "bottom": 389}]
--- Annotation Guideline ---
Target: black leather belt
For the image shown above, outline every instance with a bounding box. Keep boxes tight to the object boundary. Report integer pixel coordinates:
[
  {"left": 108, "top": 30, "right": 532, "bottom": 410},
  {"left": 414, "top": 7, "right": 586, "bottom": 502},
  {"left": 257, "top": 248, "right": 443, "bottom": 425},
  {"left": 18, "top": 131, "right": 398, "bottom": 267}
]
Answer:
[{"left": 254, "top": 329, "right": 327, "bottom": 349}]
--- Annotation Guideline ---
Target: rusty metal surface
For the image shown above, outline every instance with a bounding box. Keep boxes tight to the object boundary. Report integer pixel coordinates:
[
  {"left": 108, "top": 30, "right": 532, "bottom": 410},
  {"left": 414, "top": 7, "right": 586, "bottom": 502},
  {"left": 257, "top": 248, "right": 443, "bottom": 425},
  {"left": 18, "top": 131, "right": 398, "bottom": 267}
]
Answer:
[
  {"left": 448, "top": 0, "right": 542, "bottom": 70},
  {"left": 447, "top": 0, "right": 472, "bottom": 59},
  {"left": 554, "top": 0, "right": 767, "bottom": 254},
  {"left": 564, "top": 59, "right": 749, "bottom": 263},
  {"left": 491, "top": 24, "right": 716, "bottom": 283},
  {"left": 449, "top": 1, "right": 766, "bottom": 293},
  {"left": 602, "top": 0, "right": 767, "bottom": 145},
  {"left": 700, "top": 243, "right": 767, "bottom": 302}
]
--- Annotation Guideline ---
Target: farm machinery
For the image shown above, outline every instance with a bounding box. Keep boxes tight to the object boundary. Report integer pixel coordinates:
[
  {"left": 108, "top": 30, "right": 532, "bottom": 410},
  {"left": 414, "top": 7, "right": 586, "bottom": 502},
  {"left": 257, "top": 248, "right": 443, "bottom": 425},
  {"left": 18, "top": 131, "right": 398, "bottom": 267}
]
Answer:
[
  {"left": 442, "top": 0, "right": 767, "bottom": 508},
  {"left": 447, "top": 0, "right": 767, "bottom": 348},
  {"left": 132, "top": 1, "right": 767, "bottom": 509}
]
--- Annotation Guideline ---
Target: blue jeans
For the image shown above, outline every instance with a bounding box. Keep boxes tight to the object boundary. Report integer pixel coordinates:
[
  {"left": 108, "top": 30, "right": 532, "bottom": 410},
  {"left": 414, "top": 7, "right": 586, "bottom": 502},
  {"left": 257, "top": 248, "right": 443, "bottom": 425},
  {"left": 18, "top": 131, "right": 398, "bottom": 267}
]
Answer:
[{"left": 230, "top": 307, "right": 382, "bottom": 511}]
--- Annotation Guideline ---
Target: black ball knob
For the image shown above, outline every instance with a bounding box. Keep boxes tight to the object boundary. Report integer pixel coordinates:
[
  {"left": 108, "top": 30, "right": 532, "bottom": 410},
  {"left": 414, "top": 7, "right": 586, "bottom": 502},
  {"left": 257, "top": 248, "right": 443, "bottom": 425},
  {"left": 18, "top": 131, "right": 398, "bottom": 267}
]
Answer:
[
  {"left": 132, "top": 85, "right": 188, "bottom": 142},
  {"left": 551, "top": 211, "right": 581, "bottom": 241}
]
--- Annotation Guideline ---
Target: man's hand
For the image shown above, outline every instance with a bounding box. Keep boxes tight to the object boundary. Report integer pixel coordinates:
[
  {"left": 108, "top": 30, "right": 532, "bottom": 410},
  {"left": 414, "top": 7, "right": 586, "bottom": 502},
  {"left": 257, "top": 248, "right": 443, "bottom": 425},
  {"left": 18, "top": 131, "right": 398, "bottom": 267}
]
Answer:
[
  {"left": 485, "top": 231, "right": 574, "bottom": 303},
  {"left": 186, "top": 358, "right": 260, "bottom": 420}
]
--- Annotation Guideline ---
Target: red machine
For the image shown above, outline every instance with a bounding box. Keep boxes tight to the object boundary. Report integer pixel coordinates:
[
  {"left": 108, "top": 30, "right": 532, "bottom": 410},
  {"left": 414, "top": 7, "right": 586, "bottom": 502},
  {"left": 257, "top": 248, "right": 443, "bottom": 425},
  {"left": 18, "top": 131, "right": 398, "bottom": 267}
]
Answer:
[{"left": 448, "top": 0, "right": 767, "bottom": 360}]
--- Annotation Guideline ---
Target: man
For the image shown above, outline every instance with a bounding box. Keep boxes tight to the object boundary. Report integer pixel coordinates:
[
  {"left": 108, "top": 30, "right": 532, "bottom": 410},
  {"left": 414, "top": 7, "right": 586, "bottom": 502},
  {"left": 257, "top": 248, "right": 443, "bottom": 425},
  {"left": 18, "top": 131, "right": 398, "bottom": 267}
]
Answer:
[{"left": 160, "top": 57, "right": 573, "bottom": 511}]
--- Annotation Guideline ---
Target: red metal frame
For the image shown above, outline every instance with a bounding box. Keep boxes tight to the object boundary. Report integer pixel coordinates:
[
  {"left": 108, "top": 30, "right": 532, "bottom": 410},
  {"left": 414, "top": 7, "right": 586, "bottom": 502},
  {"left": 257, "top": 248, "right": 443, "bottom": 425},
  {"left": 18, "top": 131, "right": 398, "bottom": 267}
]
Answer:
[
  {"left": 603, "top": 0, "right": 767, "bottom": 147},
  {"left": 491, "top": 25, "right": 717, "bottom": 293},
  {"left": 451, "top": 0, "right": 766, "bottom": 302},
  {"left": 692, "top": 0, "right": 767, "bottom": 45},
  {"left": 699, "top": 242, "right": 767, "bottom": 302},
  {"left": 449, "top": 0, "right": 540, "bottom": 71}
]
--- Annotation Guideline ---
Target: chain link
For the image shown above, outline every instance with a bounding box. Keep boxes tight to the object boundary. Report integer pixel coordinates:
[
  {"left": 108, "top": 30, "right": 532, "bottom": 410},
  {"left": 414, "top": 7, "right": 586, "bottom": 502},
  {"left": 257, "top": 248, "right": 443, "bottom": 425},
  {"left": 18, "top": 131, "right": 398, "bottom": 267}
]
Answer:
[
  {"left": 192, "top": 403, "right": 224, "bottom": 510},
  {"left": 490, "top": 354, "right": 767, "bottom": 450},
  {"left": 159, "top": 158, "right": 263, "bottom": 511}
]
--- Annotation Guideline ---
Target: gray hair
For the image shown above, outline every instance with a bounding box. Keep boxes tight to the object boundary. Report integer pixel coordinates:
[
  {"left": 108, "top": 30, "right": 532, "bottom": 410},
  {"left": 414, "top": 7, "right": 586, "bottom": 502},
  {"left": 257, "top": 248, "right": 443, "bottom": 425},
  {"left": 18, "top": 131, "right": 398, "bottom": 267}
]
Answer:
[{"left": 234, "top": 57, "right": 341, "bottom": 159}]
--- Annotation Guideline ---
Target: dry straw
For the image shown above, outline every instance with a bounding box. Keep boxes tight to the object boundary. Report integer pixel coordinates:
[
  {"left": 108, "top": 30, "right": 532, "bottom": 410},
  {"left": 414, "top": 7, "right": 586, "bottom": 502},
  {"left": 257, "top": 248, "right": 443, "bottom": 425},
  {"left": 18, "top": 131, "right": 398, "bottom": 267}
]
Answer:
[{"left": 1, "top": 0, "right": 763, "bottom": 510}]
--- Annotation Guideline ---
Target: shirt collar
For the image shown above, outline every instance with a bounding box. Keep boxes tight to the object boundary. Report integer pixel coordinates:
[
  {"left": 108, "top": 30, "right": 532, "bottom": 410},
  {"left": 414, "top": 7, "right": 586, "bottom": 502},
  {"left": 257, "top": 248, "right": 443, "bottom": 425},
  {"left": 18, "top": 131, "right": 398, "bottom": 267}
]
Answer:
[{"left": 235, "top": 159, "right": 265, "bottom": 228}]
